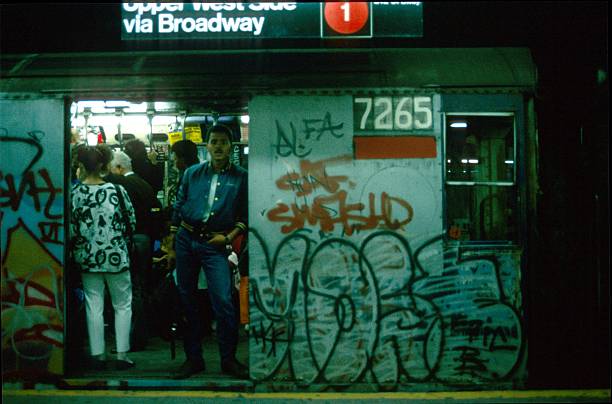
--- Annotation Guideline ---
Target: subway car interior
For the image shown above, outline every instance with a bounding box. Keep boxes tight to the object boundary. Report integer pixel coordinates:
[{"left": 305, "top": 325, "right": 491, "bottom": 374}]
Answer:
[{"left": 66, "top": 98, "right": 251, "bottom": 386}]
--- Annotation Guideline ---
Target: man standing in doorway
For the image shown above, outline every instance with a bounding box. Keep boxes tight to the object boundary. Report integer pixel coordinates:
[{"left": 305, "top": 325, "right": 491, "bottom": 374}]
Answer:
[{"left": 168, "top": 124, "right": 248, "bottom": 379}]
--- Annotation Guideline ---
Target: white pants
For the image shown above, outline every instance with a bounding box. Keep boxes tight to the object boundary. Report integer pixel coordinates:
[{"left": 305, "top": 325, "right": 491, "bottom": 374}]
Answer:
[{"left": 82, "top": 271, "right": 132, "bottom": 356}]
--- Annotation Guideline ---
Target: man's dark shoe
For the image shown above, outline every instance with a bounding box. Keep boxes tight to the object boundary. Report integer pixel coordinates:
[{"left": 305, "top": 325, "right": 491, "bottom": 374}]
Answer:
[
  {"left": 171, "top": 359, "right": 205, "bottom": 379},
  {"left": 114, "top": 359, "right": 135, "bottom": 370},
  {"left": 221, "top": 358, "right": 249, "bottom": 379}
]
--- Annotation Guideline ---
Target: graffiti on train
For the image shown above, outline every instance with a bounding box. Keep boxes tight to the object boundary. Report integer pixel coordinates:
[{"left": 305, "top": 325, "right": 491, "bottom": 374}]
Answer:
[
  {"left": 1, "top": 127, "right": 64, "bottom": 376},
  {"left": 274, "top": 112, "right": 345, "bottom": 158},
  {"left": 266, "top": 155, "right": 414, "bottom": 235},
  {"left": 248, "top": 230, "right": 524, "bottom": 387}
]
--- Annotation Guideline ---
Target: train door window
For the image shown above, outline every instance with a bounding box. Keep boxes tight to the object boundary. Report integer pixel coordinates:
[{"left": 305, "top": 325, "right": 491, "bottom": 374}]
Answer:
[{"left": 445, "top": 114, "right": 517, "bottom": 241}]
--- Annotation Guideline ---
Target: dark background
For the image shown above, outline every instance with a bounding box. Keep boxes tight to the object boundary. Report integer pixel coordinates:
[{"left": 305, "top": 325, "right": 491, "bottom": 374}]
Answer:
[{"left": 1, "top": 1, "right": 609, "bottom": 389}]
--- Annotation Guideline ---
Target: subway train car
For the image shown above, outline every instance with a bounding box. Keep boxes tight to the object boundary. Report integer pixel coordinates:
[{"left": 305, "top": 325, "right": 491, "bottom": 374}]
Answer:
[{"left": 1, "top": 2, "right": 542, "bottom": 392}]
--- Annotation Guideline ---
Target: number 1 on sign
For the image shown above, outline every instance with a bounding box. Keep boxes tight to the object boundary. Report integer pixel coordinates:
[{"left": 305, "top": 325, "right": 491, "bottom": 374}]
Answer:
[{"left": 341, "top": 2, "right": 350, "bottom": 22}]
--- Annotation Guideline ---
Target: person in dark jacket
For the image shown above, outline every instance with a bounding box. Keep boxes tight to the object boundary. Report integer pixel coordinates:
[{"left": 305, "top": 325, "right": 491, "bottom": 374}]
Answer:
[
  {"left": 124, "top": 139, "right": 165, "bottom": 194},
  {"left": 172, "top": 139, "right": 200, "bottom": 172},
  {"left": 167, "top": 125, "right": 248, "bottom": 380},
  {"left": 106, "top": 150, "right": 161, "bottom": 240}
]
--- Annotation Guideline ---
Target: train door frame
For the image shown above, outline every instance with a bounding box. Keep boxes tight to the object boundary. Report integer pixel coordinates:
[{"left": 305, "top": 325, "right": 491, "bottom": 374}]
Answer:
[{"left": 63, "top": 97, "right": 252, "bottom": 382}]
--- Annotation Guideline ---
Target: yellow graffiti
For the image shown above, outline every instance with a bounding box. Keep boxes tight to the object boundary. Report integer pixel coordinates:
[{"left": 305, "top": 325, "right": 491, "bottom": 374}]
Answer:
[{"left": 1, "top": 220, "right": 63, "bottom": 375}]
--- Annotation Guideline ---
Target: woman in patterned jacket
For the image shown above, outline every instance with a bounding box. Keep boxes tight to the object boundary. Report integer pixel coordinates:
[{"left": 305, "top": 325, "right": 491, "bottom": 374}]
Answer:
[{"left": 71, "top": 144, "right": 136, "bottom": 369}]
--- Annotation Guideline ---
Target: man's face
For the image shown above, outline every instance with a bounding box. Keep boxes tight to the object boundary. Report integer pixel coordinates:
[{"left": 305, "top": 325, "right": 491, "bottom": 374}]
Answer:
[{"left": 206, "top": 131, "right": 231, "bottom": 164}]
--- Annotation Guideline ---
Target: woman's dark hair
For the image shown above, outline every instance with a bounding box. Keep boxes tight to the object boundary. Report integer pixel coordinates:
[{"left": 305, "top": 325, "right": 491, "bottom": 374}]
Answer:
[
  {"left": 123, "top": 139, "right": 147, "bottom": 160},
  {"left": 171, "top": 140, "right": 199, "bottom": 167},
  {"left": 206, "top": 124, "right": 233, "bottom": 143},
  {"left": 77, "top": 144, "right": 112, "bottom": 173}
]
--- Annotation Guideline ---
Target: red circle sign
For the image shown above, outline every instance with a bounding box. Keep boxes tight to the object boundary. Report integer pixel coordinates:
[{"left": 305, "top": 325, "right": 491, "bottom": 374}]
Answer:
[{"left": 324, "top": 2, "right": 369, "bottom": 35}]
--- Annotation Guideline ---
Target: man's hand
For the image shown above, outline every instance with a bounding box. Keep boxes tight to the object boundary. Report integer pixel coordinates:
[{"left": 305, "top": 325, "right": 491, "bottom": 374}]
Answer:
[
  {"left": 166, "top": 248, "right": 176, "bottom": 271},
  {"left": 207, "top": 233, "right": 229, "bottom": 246},
  {"left": 162, "top": 231, "right": 177, "bottom": 270},
  {"left": 147, "top": 150, "right": 158, "bottom": 165}
]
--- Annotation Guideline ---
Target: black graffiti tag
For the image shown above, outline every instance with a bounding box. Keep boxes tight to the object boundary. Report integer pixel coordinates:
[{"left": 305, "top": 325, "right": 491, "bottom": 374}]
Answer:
[
  {"left": 0, "top": 169, "right": 63, "bottom": 220},
  {"left": 274, "top": 112, "right": 345, "bottom": 158}
]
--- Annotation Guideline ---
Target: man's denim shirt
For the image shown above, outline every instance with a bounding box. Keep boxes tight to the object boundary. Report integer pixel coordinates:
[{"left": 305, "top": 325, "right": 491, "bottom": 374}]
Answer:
[{"left": 172, "top": 161, "right": 247, "bottom": 233}]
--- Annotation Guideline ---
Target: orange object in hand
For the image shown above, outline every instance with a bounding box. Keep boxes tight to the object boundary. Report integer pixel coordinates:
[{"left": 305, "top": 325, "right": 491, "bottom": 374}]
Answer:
[{"left": 239, "top": 276, "right": 249, "bottom": 325}]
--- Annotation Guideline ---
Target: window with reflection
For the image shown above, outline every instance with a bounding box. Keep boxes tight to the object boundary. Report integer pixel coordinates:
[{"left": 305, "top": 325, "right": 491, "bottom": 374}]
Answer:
[{"left": 445, "top": 115, "right": 518, "bottom": 241}]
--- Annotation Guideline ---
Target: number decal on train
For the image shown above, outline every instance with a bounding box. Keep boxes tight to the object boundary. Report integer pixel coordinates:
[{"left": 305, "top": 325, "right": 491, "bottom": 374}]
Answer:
[{"left": 354, "top": 95, "right": 433, "bottom": 132}]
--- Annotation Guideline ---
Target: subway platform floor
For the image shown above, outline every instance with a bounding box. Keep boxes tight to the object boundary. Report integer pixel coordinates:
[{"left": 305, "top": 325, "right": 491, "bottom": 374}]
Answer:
[
  {"left": 60, "top": 331, "right": 253, "bottom": 391},
  {"left": 3, "top": 330, "right": 610, "bottom": 401}
]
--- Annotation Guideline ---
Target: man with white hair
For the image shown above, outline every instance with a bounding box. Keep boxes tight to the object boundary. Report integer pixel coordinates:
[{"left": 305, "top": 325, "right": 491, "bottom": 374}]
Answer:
[
  {"left": 108, "top": 151, "right": 160, "bottom": 237},
  {"left": 105, "top": 149, "right": 161, "bottom": 351}
]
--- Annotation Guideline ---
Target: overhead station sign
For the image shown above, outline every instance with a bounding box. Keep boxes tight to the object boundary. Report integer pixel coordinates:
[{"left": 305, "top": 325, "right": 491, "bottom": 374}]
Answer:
[{"left": 121, "top": 2, "right": 423, "bottom": 40}]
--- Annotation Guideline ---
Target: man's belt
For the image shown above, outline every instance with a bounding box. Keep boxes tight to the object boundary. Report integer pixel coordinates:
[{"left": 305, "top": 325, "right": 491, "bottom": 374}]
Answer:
[{"left": 180, "top": 220, "right": 224, "bottom": 241}]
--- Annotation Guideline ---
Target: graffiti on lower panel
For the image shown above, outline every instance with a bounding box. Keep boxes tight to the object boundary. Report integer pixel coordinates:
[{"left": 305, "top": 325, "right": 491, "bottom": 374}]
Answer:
[
  {"left": 1, "top": 220, "right": 64, "bottom": 376},
  {"left": 249, "top": 230, "right": 524, "bottom": 388},
  {"left": 1, "top": 128, "right": 64, "bottom": 377}
]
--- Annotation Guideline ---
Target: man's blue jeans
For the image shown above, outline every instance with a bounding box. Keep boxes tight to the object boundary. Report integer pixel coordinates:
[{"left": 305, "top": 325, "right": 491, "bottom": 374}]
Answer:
[{"left": 175, "top": 228, "right": 238, "bottom": 363}]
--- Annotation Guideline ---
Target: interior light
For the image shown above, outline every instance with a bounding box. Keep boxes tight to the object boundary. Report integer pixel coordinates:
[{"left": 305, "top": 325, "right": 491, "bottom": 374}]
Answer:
[
  {"left": 78, "top": 101, "right": 106, "bottom": 110},
  {"left": 154, "top": 102, "right": 177, "bottom": 111},
  {"left": 468, "top": 159, "right": 479, "bottom": 164},
  {"left": 461, "top": 159, "right": 468, "bottom": 163},
  {"left": 505, "top": 160, "right": 514, "bottom": 164},
  {"left": 92, "top": 106, "right": 110, "bottom": 114},
  {"left": 243, "top": 146, "right": 249, "bottom": 155},
  {"left": 105, "top": 100, "right": 131, "bottom": 108},
  {"left": 125, "top": 102, "right": 148, "bottom": 113},
  {"left": 447, "top": 159, "right": 451, "bottom": 163},
  {"left": 240, "top": 115, "right": 250, "bottom": 125},
  {"left": 73, "top": 116, "right": 85, "bottom": 127},
  {"left": 86, "top": 132, "right": 98, "bottom": 146},
  {"left": 450, "top": 122, "right": 468, "bottom": 128},
  {"left": 152, "top": 115, "right": 177, "bottom": 125}
]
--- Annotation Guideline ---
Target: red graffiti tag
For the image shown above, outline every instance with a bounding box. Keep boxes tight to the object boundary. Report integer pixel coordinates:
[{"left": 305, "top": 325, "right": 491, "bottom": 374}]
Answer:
[
  {"left": 267, "top": 190, "right": 413, "bottom": 235},
  {"left": 276, "top": 155, "right": 352, "bottom": 197},
  {"left": 13, "top": 324, "right": 63, "bottom": 348}
]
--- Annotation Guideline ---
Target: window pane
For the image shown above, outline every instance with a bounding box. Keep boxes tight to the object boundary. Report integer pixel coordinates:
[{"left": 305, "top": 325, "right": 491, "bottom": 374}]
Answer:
[
  {"left": 446, "top": 185, "right": 518, "bottom": 241},
  {"left": 446, "top": 115, "right": 514, "bottom": 183}
]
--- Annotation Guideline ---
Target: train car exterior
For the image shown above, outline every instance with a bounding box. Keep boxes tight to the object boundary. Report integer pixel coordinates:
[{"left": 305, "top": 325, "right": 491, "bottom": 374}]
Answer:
[
  {"left": 1, "top": 3, "right": 543, "bottom": 392},
  {"left": 1, "top": 47, "right": 538, "bottom": 392}
]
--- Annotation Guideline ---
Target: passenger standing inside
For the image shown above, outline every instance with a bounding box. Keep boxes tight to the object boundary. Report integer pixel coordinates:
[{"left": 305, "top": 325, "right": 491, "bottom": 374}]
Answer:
[
  {"left": 106, "top": 150, "right": 161, "bottom": 351},
  {"left": 169, "top": 140, "right": 214, "bottom": 336},
  {"left": 168, "top": 124, "right": 248, "bottom": 379},
  {"left": 167, "top": 139, "right": 201, "bottom": 211},
  {"left": 173, "top": 139, "right": 200, "bottom": 174},
  {"left": 69, "top": 128, "right": 85, "bottom": 184},
  {"left": 163, "top": 139, "right": 201, "bottom": 272},
  {"left": 124, "top": 139, "right": 165, "bottom": 194},
  {"left": 71, "top": 145, "right": 136, "bottom": 370}
]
